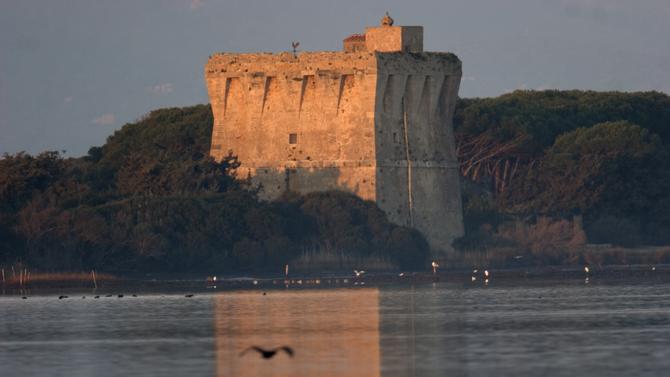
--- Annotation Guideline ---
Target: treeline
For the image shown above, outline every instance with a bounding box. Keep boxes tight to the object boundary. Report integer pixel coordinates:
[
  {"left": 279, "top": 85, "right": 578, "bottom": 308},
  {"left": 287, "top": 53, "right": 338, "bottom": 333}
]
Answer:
[
  {"left": 4, "top": 90, "right": 670, "bottom": 272},
  {"left": 0, "top": 105, "right": 428, "bottom": 273},
  {"left": 454, "top": 90, "right": 670, "bottom": 250}
]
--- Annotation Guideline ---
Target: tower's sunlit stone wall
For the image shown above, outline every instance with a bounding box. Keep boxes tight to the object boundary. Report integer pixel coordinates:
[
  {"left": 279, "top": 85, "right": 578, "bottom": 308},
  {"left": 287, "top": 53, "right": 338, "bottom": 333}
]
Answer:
[{"left": 205, "top": 16, "right": 464, "bottom": 255}]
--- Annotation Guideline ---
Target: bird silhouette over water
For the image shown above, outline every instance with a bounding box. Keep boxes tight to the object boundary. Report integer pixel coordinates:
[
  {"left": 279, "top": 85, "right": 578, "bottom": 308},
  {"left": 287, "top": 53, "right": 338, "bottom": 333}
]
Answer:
[{"left": 240, "top": 346, "right": 294, "bottom": 359}]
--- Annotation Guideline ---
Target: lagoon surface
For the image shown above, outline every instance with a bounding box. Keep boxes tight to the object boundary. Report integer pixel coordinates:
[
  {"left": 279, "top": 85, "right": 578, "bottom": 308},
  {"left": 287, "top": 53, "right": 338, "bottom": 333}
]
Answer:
[{"left": 2, "top": 279, "right": 670, "bottom": 377}]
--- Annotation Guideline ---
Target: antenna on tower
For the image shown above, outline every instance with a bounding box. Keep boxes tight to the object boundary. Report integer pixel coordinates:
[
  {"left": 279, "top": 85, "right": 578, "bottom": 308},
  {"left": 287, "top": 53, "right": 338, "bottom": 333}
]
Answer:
[{"left": 291, "top": 41, "right": 300, "bottom": 57}]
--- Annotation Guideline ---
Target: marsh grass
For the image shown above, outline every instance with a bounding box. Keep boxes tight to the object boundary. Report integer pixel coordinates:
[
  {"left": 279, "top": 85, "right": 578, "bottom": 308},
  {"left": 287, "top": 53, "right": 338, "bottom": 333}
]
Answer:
[
  {"left": 451, "top": 244, "right": 670, "bottom": 269},
  {"left": 2, "top": 267, "right": 117, "bottom": 288},
  {"left": 292, "top": 246, "right": 397, "bottom": 272}
]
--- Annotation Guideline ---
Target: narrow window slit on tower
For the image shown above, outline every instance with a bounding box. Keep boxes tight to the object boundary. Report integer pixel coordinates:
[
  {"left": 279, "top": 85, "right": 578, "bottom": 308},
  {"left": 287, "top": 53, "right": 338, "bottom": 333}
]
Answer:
[{"left": 289, "top": 133, "right": 298, "bottom": 144}]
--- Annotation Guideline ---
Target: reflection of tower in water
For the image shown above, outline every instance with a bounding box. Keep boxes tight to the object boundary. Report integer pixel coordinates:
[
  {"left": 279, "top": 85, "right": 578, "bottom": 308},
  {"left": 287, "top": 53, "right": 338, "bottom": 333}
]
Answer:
[{"left": 214, "top": 289, "right": 380, "bottom": 377}]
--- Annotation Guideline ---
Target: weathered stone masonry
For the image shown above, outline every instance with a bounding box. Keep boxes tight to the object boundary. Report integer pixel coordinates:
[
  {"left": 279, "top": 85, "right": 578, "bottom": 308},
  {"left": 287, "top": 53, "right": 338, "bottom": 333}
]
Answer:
[{"left": 205, "top": 16, "right": 464, "bottom": 255}]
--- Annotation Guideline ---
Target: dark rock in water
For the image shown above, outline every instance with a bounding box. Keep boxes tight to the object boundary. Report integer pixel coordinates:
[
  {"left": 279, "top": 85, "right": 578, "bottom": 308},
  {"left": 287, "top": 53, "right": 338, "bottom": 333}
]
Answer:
[
  {"left": 58, "top": 295, "right": 68, "bottom": 299},
  {"left": 118, "top": 294, "right": 124, "bottom": 298},
  {"left": 21, "top": 296, "right": 28, "bottom": 300},
  {"left": 185, "top": 294, "right": 194, "bottom": 298},
  {"left": 132, "top": 294, "right": 138, "bottom": 297},
  {"left": 94, "top": 296, "right": 100, "bottom": 299},
  {"left": 105, "top": 294, "right": 112, "bottom": 297}
]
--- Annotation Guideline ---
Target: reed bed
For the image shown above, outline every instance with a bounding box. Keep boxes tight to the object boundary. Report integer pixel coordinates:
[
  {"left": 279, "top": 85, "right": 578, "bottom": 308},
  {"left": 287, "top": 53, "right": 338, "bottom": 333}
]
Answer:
[
  {"left": 292, "top": 247, "right": 397, "bottom": 273},
  {"left": 450, "top": 245, "right": 670, "bottom": 269},
  {"left": 1, "top": 267, "right": 117, "bottom": 288}
]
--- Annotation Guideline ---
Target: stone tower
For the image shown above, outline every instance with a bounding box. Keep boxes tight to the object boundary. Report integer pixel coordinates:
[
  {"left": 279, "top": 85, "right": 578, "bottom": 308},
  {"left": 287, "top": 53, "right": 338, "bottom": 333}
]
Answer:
[{"left": 205, "top": 15, "right": 464, "bottom": 255}]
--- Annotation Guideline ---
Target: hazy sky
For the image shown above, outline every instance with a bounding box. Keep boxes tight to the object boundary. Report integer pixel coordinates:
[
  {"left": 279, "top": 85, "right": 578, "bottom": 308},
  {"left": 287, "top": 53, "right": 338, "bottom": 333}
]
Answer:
[{"left": 1, "top": 0, "right": 669, "bottom": 156}]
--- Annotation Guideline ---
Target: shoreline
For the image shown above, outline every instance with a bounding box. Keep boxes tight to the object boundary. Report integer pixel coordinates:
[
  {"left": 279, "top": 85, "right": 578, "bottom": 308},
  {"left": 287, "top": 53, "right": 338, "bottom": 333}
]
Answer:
[{"left": 2, "top": 264, "right": 668, "bottom": 295}]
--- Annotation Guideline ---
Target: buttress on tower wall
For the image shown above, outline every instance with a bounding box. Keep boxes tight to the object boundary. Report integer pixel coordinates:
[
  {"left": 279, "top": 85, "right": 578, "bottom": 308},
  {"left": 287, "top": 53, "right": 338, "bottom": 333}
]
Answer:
[{"left": 205, "top": 18, "right": 464, "bottom": 255}]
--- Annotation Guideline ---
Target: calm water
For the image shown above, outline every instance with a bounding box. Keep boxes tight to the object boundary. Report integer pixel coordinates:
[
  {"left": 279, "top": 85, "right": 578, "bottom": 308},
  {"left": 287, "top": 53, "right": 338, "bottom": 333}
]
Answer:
[{"left": 1, "top": 280, "right": 670, "bottom": 376}]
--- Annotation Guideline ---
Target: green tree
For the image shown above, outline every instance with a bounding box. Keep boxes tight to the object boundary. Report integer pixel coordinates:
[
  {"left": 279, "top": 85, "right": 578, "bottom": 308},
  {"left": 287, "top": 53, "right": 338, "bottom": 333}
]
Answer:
[{"left": 534, "top": 121, "right": 661, "bottom": 214}]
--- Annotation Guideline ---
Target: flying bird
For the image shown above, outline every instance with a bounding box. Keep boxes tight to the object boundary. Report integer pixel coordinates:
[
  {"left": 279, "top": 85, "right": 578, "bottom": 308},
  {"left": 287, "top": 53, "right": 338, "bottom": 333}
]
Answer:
[
  {"left": 240, "top": 346, "right": 294, "bottom": 359},
  {"left": 354, "top": 270, "right": 365, "bottom": 277}
]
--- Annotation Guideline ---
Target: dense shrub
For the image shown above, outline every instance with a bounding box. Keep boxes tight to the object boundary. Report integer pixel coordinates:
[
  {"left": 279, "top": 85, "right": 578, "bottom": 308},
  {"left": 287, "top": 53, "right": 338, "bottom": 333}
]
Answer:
[
  {"left": 456, "top": 91, "right": 670, "bottom": 249},
  {"left": 0, "top": 105, "right": 429, "bottom": 273}
]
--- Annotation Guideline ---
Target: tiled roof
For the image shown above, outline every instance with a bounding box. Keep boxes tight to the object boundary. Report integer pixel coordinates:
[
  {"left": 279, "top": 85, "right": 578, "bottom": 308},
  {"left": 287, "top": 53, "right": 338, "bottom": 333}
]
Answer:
[{"left": 343, "top": 33, "right": 366, "bottom": 42}]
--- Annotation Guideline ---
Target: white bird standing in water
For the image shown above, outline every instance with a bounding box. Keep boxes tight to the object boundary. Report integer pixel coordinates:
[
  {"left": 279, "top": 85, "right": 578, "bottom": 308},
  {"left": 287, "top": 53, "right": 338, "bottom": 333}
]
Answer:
[
  {"left": 484, "top": 270, "right": 490, "bottom": 279},
  {"left": 431, "top": 261, "right": 439, "bottom": 274},
  {"left": 584, "top": 266, "right": 590, "bottom": 284}
]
